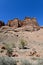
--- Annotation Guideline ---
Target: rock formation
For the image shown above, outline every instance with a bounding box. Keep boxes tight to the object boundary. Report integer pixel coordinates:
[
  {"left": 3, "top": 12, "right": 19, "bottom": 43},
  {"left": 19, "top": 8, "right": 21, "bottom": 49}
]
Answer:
[
  {"left": 8, "top": 18, "right": 18, "bottom": 28},
  {"left": 0, "top": 17, "right": 43, "bottom": 65},
  {"left": 0, "top": 17, "right": 40, "bottom": 31},
  {"left": 20, "top": 17, "right": 40, "bottom": 31},
  {"left": 8, "top": 18, "right": 21, "bottom": 28},
  {"left": 0, "top": 21, "right": 5, "bottom": 28}
]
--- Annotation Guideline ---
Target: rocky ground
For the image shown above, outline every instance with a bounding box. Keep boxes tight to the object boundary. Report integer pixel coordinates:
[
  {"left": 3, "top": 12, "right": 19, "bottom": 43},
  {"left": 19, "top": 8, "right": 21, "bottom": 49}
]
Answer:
[
  {"left": 0, "top": 17, "right": 43, "bottom": 65},
  {"left": 0, "top": 26, "right": 43, "bottom": 65}
]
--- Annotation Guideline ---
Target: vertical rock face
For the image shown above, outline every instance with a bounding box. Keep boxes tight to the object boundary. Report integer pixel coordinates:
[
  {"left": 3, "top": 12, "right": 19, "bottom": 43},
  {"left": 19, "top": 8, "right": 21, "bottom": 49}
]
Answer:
[
  {"left": 5, "top": 17, "right": 40, "bottom": 31},
  {"left": 22, "top": 17, "right": 32, "bottom": 26},
  {"left": 20, "top": 17, "right": 31, "bottom": 27},
  {"left": 0, "top": 21, "right": 5, "bottom": 28},
  {"left": 31, "top": 18, "right": 40, "bottom": 31},
  {"left": 21, "top": 17, "right": 39, "bottom": 27},
  {"left": 8, "top": 18, "right": 19, "bottom": 28},
  {"left": 21, "top": 17, "right": 40, "bottom": 31},
  {"left": 8, "top": 18, "right": 21, "bottom": 28},
  {"left": 18, "top": 20, "right": 21, "bottom": 27},
  {"left": 8, "top": 17, "right": 40, "bottom": 28},
  {"left": 31, "top": 18, "right": 39, "bottom": 26}
]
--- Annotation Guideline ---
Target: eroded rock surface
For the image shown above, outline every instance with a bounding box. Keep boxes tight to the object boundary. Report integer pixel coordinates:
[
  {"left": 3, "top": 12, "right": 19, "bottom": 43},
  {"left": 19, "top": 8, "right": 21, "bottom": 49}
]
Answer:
[{"left": 0, "top": 17, "right": 43, "bottom": 65}]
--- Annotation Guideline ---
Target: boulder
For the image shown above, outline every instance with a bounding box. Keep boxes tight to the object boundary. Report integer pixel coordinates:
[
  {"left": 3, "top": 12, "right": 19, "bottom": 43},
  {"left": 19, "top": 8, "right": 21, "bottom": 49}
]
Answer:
[
  {"left": 8, "top": 18, "right": 18, "bottom": 28},
  {"left": 8, "top": 18, "right": 21, "bottom": 28},
  {"left": 21, "top": 17, "right": 32, "bottom": 27},
  {"left": 31, "top": 18, "right": 39, "bottom": 26},
  {"left": 21, "top": 17, "right": 40, "bottom": 31}
]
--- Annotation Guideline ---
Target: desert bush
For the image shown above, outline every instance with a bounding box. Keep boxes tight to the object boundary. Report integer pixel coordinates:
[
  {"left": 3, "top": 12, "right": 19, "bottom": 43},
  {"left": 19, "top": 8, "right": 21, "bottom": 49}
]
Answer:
[
  {"left": 21, "top": 59, "right": 31, "bottom": 65},
  {"left": 31, "top": 57, "right": 38, "bottom": 60},
  {"left": 20, "top": 57, "right": 43, "bottom": 65},
  {"left": 4, "top": 43, "right": 16, "bottom": 57},
  {"left": 37, "top": 58, "right": 43, "bottom": 65},
  {"left": 6, "top": 47, "right": 13, "bottom": 57},
  {"left": 19, "top": 39, "right": 27, "bottom": 49},
  {"left": 5, "top": 44, "right": 13, "bottom": 57},
  {"left": 31, "top": 57, "right": 43, "bottom": 65},
  {"left": 4, "top": 42, "right": 16, "bottom": 49},
  {"left": 0, "top": 56, "right": 17, "bottom": 65}
]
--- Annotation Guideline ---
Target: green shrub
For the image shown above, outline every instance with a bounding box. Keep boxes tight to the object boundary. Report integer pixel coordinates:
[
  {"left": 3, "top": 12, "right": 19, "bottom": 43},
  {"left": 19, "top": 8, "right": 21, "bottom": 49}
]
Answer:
[
  {"left": 37, "top": 58, "right": 43, "bottom": 65},
  {"left": 20, "top": 57, "right": 43, "bottom": 65},
  {"left": 19, "top": 39, "right": 27, "bottom": 49},
  {"left": 31, "top": 57, "right": 43, "bottom": 65},
  {"left": 5, "top": 44, "right": 13, "bottom": 57},
  {"left": 0, "top": 56, "right": 17, "bottom": 65},
  {"left": 6, "top": 47, "right": 13, "bottom": 57},
  {"left": 5, "top": 43, "right": 15, "bottom": 49},
  {"left": 21, "top": 59, "right": 31, "bottom": 65}
]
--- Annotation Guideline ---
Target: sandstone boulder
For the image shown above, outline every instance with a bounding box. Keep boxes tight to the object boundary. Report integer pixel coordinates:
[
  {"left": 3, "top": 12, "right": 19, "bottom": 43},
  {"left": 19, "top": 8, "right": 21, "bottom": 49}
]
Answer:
[
  {"left": 21, "top": 17, "right": 40, "bottom": 31},
  {"left": 22, "top": 17, "right": 39, "bottom": 26},
  {"left": 21, "top": 17, "right": 32, "bottom": 27},
  {"left": 8, "top": 18, "right": 21, "bottom": 28},
  {"left": 8, "top": 18, "right": 18, "bottom": 28}
]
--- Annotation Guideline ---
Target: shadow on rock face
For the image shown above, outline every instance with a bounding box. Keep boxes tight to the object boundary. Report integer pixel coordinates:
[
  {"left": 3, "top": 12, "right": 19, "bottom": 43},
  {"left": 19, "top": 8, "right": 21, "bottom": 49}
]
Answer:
[{"left": 0, "top": 21, "right": 5, "bottom": 28}]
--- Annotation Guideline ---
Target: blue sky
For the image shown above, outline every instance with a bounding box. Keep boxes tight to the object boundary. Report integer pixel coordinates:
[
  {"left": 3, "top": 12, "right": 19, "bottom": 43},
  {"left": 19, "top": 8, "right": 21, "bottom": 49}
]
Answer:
[{"left": 0, "top": 0, "right": 43, "bottom": 26}]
